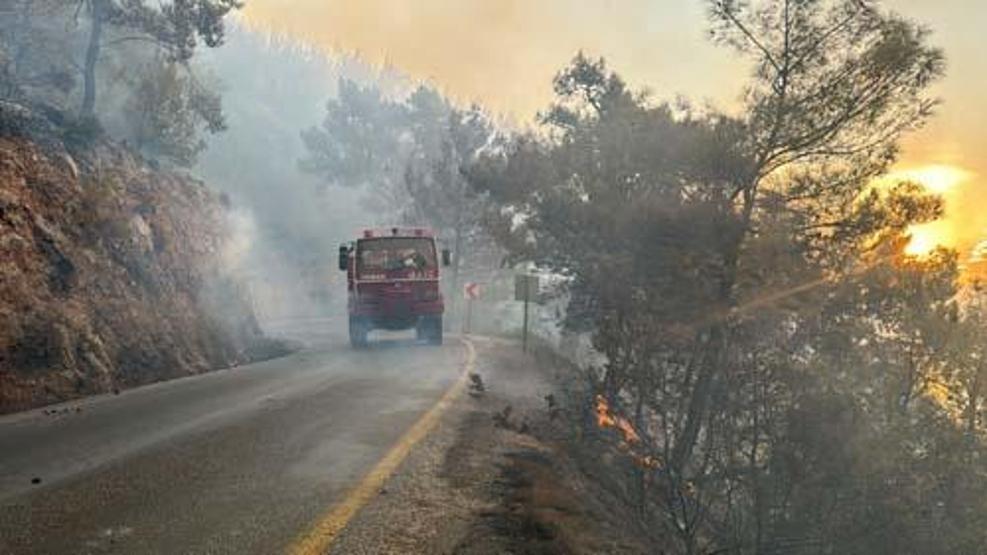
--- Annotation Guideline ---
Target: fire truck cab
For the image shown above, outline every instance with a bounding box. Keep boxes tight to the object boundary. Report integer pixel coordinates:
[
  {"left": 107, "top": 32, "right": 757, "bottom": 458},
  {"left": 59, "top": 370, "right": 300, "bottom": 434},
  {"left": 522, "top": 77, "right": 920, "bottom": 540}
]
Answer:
[{"left": 338, "top": 227, "right": 450, "bottom": 348}]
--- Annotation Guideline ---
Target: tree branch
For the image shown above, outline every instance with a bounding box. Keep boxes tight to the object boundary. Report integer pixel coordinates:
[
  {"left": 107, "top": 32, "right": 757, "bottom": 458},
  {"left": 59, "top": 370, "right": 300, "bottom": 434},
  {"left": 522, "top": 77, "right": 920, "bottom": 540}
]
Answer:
[{"left": 712, "top": 0, "right": 783, "bottom": 75}]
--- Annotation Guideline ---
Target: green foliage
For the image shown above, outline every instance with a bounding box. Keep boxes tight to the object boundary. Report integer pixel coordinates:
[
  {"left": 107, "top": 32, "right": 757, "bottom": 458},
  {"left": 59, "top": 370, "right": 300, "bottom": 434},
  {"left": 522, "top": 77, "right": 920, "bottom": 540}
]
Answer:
[
  {"left": 0, "top": 0, "right": 237, "bottom": 163},
  {"left": 80, "top": 0, "right": 243, "bottom": 112},
  {"left": 61, "top": 114, "right": 104, "bottom": 148},
  {"left": 126, "top": 61, "right": 226, "bottom": 167}
]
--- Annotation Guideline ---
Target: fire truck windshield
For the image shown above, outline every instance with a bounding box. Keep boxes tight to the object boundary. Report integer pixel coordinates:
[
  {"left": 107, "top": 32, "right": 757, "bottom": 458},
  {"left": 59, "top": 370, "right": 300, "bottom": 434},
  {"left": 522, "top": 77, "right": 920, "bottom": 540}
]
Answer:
[{"left": 357, "top": 237, "right": 437, "bottom": 277}]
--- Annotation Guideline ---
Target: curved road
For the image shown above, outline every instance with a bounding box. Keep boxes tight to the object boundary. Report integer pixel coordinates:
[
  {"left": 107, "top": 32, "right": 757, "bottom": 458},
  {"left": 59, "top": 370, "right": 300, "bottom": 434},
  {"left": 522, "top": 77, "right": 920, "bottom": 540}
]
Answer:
[{"left": 0, "top": 318, "right": 466, "bottom": 554}]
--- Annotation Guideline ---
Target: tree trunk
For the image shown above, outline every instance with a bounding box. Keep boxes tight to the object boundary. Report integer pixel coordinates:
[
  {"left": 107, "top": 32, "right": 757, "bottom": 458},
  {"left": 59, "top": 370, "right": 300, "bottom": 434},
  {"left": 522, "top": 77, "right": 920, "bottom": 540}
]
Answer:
[
  {"left": 670, "top": 323, "right": 724, "bottom": 473},
  {"left": 81, "top": 0, "right": 105, "bottom": 117},
  {"left": 967, "top": 372, "right": 981, "bottom": 436},
  {"left": 670, "top": 192, "right": 752, "bottom": 474}
]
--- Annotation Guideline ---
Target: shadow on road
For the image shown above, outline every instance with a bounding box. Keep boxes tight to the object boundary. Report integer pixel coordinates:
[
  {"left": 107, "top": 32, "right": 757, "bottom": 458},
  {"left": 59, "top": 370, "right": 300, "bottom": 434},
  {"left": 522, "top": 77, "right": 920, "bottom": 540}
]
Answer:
[{"left": 359, "top": 337, "right": 442, "bottom": 352}]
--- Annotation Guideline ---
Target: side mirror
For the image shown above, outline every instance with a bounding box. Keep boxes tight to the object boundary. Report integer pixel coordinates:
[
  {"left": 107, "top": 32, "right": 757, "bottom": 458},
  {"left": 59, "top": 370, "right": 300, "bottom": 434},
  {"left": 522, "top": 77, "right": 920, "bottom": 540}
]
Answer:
[
  {"left": 338, "top": 245, "right": 349, "bottom": 272},
  {"left": 441, "top": 249, "right": 452, "bottom": 267}
]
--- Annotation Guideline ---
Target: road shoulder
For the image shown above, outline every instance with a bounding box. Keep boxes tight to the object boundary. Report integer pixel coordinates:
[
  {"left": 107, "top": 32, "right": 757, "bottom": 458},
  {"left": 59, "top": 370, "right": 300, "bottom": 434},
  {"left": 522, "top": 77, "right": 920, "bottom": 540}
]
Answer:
[{"left": 325, "top": 337, "right": 652, "bottom": 554}]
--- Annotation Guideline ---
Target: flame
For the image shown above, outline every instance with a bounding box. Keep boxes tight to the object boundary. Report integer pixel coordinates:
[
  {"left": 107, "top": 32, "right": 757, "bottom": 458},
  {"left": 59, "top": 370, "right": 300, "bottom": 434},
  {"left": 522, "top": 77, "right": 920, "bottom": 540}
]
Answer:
[
  {"left": 595, "top": 394, "right": 640, "bottom": 444},
  {"left": 594, "top": 395, "right": 659, "bottom": 469},
  {"left": 897, "top": 165, "right": 968, "bottom": 195}
]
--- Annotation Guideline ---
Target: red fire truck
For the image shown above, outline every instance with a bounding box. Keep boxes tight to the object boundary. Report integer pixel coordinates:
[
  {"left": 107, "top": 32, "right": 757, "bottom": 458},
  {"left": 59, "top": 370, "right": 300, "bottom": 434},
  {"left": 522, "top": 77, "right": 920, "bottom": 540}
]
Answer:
[{"left": 339, "top": 227, "right": 450, "bottom": 348}]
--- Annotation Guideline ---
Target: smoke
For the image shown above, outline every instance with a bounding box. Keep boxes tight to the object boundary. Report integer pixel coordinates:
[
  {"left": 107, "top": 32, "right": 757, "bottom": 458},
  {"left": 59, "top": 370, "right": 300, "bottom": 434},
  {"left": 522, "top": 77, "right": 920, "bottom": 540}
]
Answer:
[
  {"left": 220, "top": 208, "right": 257, "bottom": 272},
  {"left": 241, "top": 0, "right": 987, "bottom": 262},
  {"left": 241, "top": 0, "right": 743, "bottom": 121},
  {"left": 194, "top": 26, "right": 388, "bottom": 322}
]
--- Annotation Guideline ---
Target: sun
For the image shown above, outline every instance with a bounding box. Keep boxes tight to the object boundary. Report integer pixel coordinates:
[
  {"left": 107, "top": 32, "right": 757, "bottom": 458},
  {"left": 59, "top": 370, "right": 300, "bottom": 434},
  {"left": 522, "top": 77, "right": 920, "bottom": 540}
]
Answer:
[
  {"left": 905, "top": 225, "right": 944, "bottom": 256},
  {"left": 898, "top": 165, "right": 969, "bottom": 195},
  {"left": 881, "top": 165, "right": 971, "bottom": 256}
]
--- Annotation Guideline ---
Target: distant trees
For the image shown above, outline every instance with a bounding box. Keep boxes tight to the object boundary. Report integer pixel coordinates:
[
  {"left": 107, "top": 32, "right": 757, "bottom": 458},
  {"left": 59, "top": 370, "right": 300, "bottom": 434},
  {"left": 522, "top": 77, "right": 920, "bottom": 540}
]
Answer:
[
  {"left": 468, "top": 1, "right": 987, "bottom": 552},
  {"left": 300, "top": 79, "right": 410, "bottom": 208},
  {"left": 401, "top": 93, "right": 501, "bottom": 316},
  {"left": 301, "top": 80, "right": 502, "bottom": 313}
]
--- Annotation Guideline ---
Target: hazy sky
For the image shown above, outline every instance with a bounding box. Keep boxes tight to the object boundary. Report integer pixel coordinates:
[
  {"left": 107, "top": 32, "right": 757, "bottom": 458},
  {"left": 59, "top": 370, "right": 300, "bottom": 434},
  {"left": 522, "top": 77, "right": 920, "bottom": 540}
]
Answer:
[{"left": 244, "top": 0, "right": 986, "bottom": 254}]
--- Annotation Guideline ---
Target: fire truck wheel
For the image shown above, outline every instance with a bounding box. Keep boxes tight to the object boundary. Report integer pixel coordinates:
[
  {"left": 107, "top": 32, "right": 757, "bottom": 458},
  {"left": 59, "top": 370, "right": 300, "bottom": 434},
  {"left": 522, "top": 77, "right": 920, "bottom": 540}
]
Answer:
[{"left": 349, "top": 317, "right": 369, "bottom": 348}]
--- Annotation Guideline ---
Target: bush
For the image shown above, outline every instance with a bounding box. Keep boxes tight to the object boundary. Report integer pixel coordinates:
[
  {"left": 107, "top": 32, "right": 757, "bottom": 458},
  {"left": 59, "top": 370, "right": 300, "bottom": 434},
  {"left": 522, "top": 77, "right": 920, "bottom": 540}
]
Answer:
[{"left": 61, "top": 115, "right": 103, "bottom": 149}]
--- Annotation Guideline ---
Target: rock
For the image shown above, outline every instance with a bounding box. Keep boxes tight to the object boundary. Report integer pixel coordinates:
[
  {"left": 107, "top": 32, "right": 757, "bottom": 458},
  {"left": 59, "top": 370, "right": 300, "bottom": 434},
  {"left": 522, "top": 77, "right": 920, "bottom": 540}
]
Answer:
[
  {"left": 60, "top": 153, "right": 78, "bottom": 180},
  {"left": 0, "top": 112, "right": 274, "bottom": 414},
  {"left": 493, "top": 405, "right": 514, "bottom": 429},
  {"left": 129, "top": 213, "right": 154, "bottom": 252}
]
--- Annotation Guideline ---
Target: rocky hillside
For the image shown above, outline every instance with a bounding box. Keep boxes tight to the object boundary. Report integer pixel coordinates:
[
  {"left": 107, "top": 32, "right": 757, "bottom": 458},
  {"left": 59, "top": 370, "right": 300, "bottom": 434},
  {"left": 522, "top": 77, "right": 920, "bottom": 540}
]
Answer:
[{"left": 0, "top": 102, "right": 286, "bottom": 413}]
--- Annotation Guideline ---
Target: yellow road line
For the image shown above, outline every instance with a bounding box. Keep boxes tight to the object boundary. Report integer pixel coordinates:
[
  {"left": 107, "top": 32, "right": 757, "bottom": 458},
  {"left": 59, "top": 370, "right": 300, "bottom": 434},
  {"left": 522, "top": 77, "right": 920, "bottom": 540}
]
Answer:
[{"left": 286, "top": 338, "right": 475, "bottom": 555}]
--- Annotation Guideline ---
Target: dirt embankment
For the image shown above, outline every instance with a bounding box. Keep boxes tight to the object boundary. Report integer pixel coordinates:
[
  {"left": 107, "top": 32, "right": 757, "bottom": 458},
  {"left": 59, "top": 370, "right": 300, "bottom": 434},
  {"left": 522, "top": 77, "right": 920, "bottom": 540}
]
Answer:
[
  {"left": 445, "top": 343, "right": 659, "bottom": 554},
  {"left": 0, "top": 102, "right": 286, "bottom": 413}
]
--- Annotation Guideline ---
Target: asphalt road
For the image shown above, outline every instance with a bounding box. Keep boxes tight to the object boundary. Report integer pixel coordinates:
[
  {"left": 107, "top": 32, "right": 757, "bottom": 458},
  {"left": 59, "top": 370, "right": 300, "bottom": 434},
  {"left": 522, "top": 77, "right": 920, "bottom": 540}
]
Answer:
[{"left": 0, "top": 318, "right": 465, "bottom": 554}]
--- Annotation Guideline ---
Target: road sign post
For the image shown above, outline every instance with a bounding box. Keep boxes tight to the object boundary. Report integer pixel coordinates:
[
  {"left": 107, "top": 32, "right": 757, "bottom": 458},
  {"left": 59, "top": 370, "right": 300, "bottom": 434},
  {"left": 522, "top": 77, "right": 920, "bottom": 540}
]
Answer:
[
  {"left": 514, "top": 274, "right": 539, "bottom": 353},
  {"left": 463, "top": 282, "right": 480, "bottom": 335},
  {"left": 522, "top": 297, "right": 529, "bottom": 352}
]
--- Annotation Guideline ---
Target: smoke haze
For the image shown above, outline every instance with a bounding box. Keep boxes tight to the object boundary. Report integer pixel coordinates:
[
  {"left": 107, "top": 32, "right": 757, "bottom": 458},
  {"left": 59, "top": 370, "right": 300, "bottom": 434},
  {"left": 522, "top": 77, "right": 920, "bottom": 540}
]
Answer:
[
  {"left": 243, "top": 0, "right": 987, "bottom": 258},
  {"left": 242, "top": 1, "right": 744, "bottom": 119}
]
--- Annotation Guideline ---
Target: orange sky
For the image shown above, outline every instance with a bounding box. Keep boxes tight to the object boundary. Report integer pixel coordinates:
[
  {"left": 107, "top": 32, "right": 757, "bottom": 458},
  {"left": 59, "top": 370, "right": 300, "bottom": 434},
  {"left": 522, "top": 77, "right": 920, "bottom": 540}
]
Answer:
[{"left": 243, "top": 0, "right": 986, "bottom": 257}]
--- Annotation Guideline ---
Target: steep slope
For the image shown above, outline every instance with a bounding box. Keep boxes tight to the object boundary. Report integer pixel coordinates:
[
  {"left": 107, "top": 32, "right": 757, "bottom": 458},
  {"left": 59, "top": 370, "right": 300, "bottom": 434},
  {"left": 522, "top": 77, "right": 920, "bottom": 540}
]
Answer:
[{"left": 0, "top": 102, "right": 282, "bottom": 413}]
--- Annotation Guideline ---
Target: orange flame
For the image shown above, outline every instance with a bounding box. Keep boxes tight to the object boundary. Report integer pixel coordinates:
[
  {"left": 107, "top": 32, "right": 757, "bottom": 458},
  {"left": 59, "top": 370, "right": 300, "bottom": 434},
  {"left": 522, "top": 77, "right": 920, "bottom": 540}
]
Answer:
[
  {"left": 595, "top": 395, "right": 659, "bottom": 469},
  {"left": 595, "top": 395, "right": 640, "bottom": 443}
]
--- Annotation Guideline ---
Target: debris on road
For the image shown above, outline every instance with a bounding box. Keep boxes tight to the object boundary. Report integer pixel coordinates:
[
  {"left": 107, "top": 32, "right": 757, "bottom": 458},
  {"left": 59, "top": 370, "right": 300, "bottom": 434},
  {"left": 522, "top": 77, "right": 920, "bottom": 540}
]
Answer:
[
  {"left": 468, "top": 372, "right": 485, "bottom": 398},
  {"left": 492, "top": 404, "right": 513, "bottom": 429},
  {"left": 544, "top": 393, "right": 561, "bottom": 420}
]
